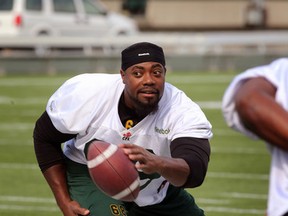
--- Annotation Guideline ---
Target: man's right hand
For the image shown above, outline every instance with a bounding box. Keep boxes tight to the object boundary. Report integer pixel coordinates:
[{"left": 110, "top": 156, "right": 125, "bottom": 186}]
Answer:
[{"left": 62, "top": 200, "right": 90, "bottom": 216}]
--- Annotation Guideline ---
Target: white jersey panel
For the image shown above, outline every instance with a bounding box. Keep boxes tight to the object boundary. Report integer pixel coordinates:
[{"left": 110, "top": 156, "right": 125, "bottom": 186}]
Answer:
[
  {"left": 222, "top": 58, "right": 288, "bottom": 216},
  {"left": 46, "top": 73, "right": 212, "bottom": 207}
]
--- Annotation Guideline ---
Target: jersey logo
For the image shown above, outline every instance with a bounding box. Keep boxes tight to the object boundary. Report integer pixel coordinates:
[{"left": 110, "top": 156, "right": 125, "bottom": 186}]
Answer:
[
  {"left": 138, "top": 52, "right": 150, "bottom": 56},
  {"left": 155, "top": 126, "right": 170, "bottom": 135},
  {"left": 122, "top": 131, "right": 132, "bottom": 141}
]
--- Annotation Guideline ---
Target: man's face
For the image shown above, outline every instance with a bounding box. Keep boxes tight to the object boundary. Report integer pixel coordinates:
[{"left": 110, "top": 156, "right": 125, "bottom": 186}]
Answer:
[{"left": 121, "top": 62, "right": 166, "bottom": 116}]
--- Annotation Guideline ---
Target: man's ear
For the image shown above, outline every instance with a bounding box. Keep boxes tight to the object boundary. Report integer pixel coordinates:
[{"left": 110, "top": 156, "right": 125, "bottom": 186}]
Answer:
[{"left": 120, "top": 69, "right": 126, "bottom": 84}]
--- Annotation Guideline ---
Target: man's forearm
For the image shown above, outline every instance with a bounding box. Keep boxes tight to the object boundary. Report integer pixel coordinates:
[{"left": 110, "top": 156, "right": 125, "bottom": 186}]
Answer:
[
  {"left": 157, "top": 157, "right": 190, "bottom": 187},
  {"left": 43, "top": 164, "right": 72, "bottom": 213}
]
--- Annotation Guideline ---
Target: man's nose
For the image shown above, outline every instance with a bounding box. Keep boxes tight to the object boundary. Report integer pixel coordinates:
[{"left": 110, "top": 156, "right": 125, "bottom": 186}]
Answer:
[{"left": 143, "top": 73, "right": 155, "bottom": 85}]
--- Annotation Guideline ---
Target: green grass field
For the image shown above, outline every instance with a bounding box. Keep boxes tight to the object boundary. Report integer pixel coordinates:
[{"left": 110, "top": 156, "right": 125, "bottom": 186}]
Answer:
[{"left": 0, "top": 72, "right": 270, "bottom": 216}]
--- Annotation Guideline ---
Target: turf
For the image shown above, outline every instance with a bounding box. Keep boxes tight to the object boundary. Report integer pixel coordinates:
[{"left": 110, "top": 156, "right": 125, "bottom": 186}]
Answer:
[{"left": 0, "top": 72, "right": 270, "bottom": 216}]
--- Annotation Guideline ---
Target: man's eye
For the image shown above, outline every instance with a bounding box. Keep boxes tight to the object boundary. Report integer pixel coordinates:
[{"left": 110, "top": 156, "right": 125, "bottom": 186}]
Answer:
[
  {"left": 153, "top": 70, "right": 162, "bottom": 76},
  {"left": 133, "top": 71, "right": 142, "bottom": 77}
]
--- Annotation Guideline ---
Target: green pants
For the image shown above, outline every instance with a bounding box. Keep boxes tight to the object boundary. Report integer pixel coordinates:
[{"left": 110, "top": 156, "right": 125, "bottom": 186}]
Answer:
[{"left": 65, "top": 158, "right": 205, "bottom": 216}]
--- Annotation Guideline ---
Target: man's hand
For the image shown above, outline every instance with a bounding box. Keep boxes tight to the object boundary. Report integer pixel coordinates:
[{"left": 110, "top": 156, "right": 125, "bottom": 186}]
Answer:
[
  {"left": 119, "top": 143, "right": 189, "bottom": 187},
  {"left": 61, "top": 200, "right": 90, "bottom": 216},
  {"left": 119, "top": 143, "right": 160, "bottom": 174},
  {"left": 43, "top": 165, "right": 90, "bottom": 216}
]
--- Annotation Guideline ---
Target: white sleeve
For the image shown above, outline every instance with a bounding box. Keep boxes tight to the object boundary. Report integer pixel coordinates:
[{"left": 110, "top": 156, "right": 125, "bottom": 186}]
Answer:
[
  {"left": 46, "top": 74, "right": 102, "bottom": 134},
  {"left": 46, "top": 73, "right": 123, "bottom": 134},
  {"left": 171, "top": 94, "right": 213, "bottom": 140}
]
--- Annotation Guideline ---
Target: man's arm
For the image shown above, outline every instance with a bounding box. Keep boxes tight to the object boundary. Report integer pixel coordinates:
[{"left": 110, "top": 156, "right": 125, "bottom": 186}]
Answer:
[
  {"left": 33, "top": 111, "right": 89, "bottom": 216},
  {"left": 235, "top": 77, "right": 288, "bottom": 151},
  {"left": 119, "top": 137, "right": 210, "bottom": 188},
  {"left": 43, "top": 164, "right": 89, "bottom": 215},
  {"left": 170, "top": 137, "right": 210, "bottom": 188},
  {"left": 119, "top": 143, "right": 189, "bottom": 187}
]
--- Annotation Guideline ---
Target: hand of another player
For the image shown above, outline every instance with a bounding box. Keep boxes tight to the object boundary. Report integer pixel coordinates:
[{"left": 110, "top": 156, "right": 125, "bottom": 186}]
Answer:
[
  {"left": 119, "top": 143, "right": 162, "bottom": 174},
  {"left": 62, "top": 200, "right": 90, "bottom": 216}
]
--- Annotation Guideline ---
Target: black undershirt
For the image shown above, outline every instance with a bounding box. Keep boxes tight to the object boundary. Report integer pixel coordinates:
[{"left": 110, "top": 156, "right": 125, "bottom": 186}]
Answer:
[
  {"left": 33, "top": 94, "right": 210, "bottom": 188},
  {"left": 118, "top": 93, "right": 145, "bottom": 129}
]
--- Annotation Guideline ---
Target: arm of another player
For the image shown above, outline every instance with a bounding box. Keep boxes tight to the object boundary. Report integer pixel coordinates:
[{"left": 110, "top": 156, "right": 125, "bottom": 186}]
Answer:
[
  {"left": 235, "top": 77, "right": 288, "bottom": 151},
  {"left": 33, "top": 111, "right": 90, "bottom": 216}
]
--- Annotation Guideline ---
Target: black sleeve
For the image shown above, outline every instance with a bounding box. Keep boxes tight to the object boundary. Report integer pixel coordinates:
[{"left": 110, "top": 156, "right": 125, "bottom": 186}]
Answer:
[
  {"left": 170, "top": 137, "right": 210, "bottom": 188},
  {"left": 33, "top": 111, "right": 77, "bottom": 172}
]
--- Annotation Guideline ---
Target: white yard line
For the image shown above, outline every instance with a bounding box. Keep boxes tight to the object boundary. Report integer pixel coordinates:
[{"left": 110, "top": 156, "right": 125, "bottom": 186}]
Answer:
[
  {"left": 197, "top": 101, "right": 222, "bottom": 109},
  {"left": 0, "top": 95, "right": 223, "bottom": 109},
  {"left": 204, "top": 207, "right": 265, "bottom": 215},
  {"left": 221, "top": 192, "right": 267, "bottom": 200},
  {"left": 0, "top": 79, "right": 65, "bottom": 86},
  {"left": 211, "top": 147, "right": 268, "bottom": 155},
  {"left": 0, "top": 195, "right": 265, "bottom": 214},
  {"left": 0, "top": 204, "right": 59, "bottom": 212},
  {"left": 0, "top": 163, "right": 38, "bottom": 170},
  {"left": 0, "top": 123, "right": 34, "bottom": 131},
  {"left": 0, "top": 196, "right": 55, "bottom": 203},
  {"left": 0, "top": 204, "right": 265, "bottom": 215},
  {"left": 208, "top": 172, "right": 269, "bottom": 180},
  {"left": 198, "top": 198, "right": 231, "bottom": 205},
  {"left": 0, "top": 139, "right": 33, "bottom": 146},
  {"left": 0, "top": 74, "right": 234, "bottom": 86},
  {"left": 0, "top": 96, "right": 47, "bottom": 105},
  {"left": 0, "top": 162, "right": 269, "bottom": 180},
  {"left": 166, "top": 74, "right": 235, "bottom": 84}
]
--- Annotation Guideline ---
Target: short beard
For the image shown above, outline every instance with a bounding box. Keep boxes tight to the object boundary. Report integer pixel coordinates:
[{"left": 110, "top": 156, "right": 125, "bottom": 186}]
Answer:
[{"left": 132, "top": 98, "right": 159, "bottom": 117}]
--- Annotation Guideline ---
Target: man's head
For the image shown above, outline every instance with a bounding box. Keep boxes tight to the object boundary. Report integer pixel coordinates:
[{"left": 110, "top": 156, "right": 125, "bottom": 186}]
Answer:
[
  {"left": 120, "top": 42, "right": 166, "bottom": 116},
  {"left": 121, "top": 42, "right": 166, "bottom": 71}
]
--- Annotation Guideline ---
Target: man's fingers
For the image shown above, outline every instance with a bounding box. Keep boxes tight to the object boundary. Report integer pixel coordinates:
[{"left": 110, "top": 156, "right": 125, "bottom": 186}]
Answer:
[
  {"left": 77, "top": 208, "right": 90, "bottom": 216},
  {"left": 69, "top": 201, "right": 90, "bottom": 216}
]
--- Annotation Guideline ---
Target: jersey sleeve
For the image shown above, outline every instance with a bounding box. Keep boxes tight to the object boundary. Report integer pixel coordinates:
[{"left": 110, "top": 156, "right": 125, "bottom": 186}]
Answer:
[
  {"left": 33, "top": 111, "right": 76, "bottom": 171},
  {"left": 167, "top": 91, "right": 213, "bottom": 141},
  {"left": 171, "top": 137, "right": 210, "bottom": 188},
  {"left": 46, "top": 74, "right": 116, "bottom": 134}
]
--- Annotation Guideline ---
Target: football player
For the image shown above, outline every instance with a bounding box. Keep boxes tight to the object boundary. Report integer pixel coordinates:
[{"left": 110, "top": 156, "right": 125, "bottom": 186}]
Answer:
[
  {"left": 222, "top": 58, "right": 288, "bottom": 216},
  {"left": 34, "top": 42, "right": 212, "bottom": 216}
]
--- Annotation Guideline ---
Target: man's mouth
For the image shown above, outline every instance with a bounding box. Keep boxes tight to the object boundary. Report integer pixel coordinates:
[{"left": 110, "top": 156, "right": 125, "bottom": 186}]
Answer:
[
  {"left": 139, "top": 88, "right": 158, "bottom": 94},
  {"left": 139, "top": 89, "right": 158, "bottom": 97}
]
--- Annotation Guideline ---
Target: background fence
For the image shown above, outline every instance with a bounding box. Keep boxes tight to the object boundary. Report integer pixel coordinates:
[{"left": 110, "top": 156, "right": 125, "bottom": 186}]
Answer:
[{"left": 0, "top": 30, "right": 288, "bottom": 74}]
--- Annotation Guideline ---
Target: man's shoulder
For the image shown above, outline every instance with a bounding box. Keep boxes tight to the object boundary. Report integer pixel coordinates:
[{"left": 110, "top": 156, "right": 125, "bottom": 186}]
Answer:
[{"left": 271, "top": 58, "right": 288, "bottom": 66}]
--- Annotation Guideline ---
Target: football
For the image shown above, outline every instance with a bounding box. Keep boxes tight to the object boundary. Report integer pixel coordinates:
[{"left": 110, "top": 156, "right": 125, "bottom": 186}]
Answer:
[{"left": 87, "top": 140, "right": 140, "bottom": 202}]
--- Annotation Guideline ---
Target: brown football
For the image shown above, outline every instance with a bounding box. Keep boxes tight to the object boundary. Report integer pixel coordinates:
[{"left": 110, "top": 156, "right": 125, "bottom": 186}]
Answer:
[{"left": 87, "top": 140, "right": 140, "bottom": 201}]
